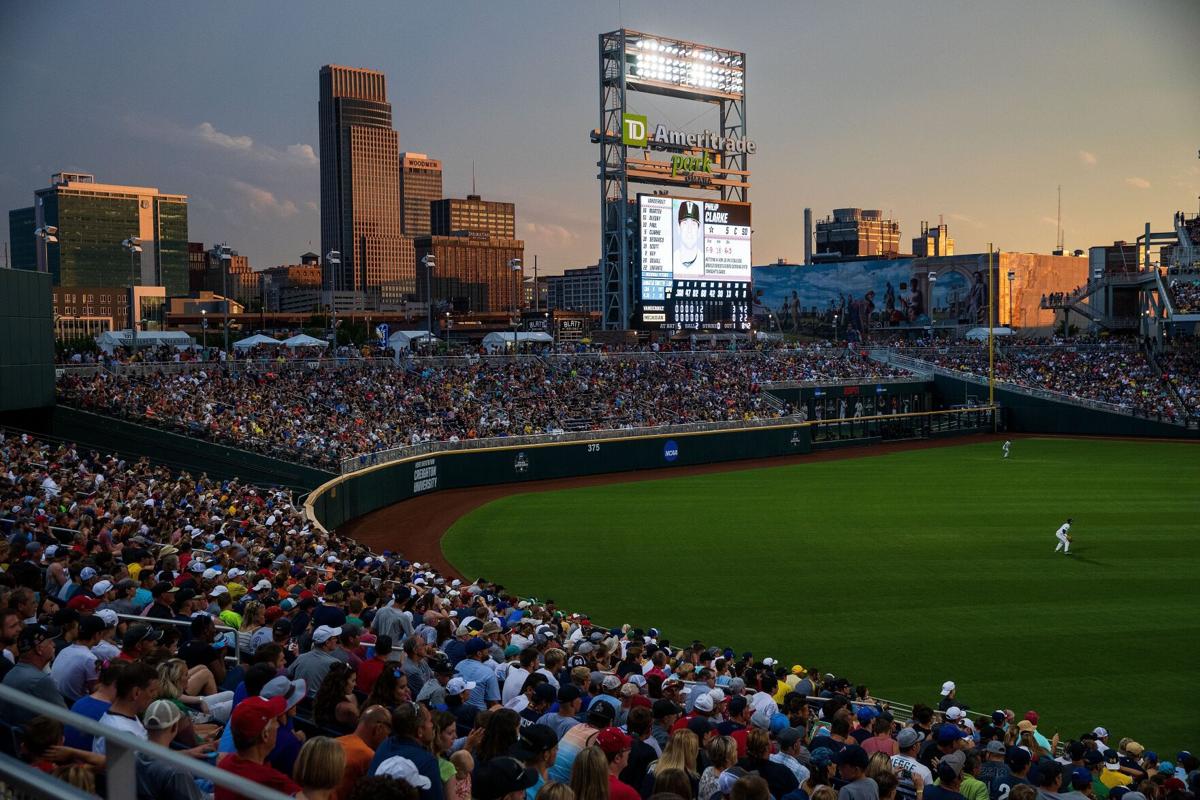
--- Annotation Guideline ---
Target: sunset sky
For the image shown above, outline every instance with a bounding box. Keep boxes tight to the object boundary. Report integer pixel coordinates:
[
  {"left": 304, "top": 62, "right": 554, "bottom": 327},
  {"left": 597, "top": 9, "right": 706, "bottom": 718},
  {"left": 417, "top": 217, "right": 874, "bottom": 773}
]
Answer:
[{"left": 2, "top": 0, "right": 1197, "bottom": 273}]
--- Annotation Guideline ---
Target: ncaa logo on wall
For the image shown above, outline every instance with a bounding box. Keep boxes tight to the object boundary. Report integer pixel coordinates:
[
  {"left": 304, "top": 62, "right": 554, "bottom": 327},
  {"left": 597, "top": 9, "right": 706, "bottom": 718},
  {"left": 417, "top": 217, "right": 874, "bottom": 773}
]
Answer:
[
  {"left": 514, "top": 452, "right": 530, "bottom": 474},
  {"left": 622, "top": 113, "right": 648, "bottom": 147},
  {"left": 663, "top": 439, "right": 679, "bottom": 462}
]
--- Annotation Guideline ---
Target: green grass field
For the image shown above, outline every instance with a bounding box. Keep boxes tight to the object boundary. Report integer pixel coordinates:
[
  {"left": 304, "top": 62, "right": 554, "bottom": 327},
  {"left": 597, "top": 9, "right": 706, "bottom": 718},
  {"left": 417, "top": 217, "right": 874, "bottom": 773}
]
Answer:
[{"left": 443, "top": 438, "right": 1200, "bottom": 752}]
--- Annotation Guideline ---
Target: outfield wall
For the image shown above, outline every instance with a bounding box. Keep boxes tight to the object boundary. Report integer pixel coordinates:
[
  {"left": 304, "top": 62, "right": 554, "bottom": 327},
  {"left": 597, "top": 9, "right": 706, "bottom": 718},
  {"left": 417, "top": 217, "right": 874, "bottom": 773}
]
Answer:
[{"left": 307, "top": 408, "right": 994, "bottom": 533}]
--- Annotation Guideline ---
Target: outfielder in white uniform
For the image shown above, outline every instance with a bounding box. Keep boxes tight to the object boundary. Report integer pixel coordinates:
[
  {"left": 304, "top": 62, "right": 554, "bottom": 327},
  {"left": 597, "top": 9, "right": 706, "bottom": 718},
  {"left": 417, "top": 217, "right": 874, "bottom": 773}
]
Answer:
[
  {"left": 1002, "top": 440, "right": 1011, "bottom": 459},
  {"left": 1054, "top": 518, "right": 1073, "bottom": 554}
]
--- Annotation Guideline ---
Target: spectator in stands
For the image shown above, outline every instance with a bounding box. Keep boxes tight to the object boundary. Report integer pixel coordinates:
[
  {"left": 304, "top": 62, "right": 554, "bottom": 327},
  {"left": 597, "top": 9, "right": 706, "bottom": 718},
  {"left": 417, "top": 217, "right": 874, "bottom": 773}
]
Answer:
[
  {"left": 1, "top": 624, "right": 67, "bottom": 725},
  {"left": 93, "top": 660, "right": 158, "bottom": 754},
  {"left": 369, "top": 702, "right": 444, "bottom": 800},
  {"left": 290, "top": 625, "right": 344, "bottom": 697},
  {"left": 475, "top": 754, "right": 539, "bottom": 800},
  {"left": 739, "top": 727, "right": 799, "bottom": 798},
  {"left": 550, "top": 701, "right": 616, "bottom": 783},
  {"left": 140, "top": 699, "right": 209, "bottom": 799},
  {"left": 261, "top": 674, "right": 309, "bottom": 777},
  {"left": 456, "top": 637, "right": 501, "bottom": 710},
  {"left": 294, "top": 736, "right": 347, "bottom": 800},
  {"left": 49, "top": 613, "right": 103, "bottom": 703},
  {"left": 315, "top": 661, "right": 361, "bottom": 733},
  {"left": 595, "top": 726, "right": 642, "bottom": 800},
  {"left": 335, "top": 705, "right": 394, "bottom": 800},
  {"left": 924, "top": 762, "right": 965, "bottom": 800},
  {"left": 216, "top": 695, "right": 301, "bottom": 799}
]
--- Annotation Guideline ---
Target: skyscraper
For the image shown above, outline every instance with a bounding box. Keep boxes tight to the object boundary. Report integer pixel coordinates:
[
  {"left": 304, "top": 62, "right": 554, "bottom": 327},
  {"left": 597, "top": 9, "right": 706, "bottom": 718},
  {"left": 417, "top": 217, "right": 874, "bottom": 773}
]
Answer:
[
  {"left": 318, "top": 65, "right": 411, "bottom": 294},
  {"left": 399, "top": 152, "right": 443, "bottom": 236},
  {"left": 431, "top": 195, "right": 516, "bottom": 239},
  {"left": 814, "top": 208, "right": 901, "bottom": 258},
  {"left": 10, "top": 172, "right": 189, "bottom": 294}
]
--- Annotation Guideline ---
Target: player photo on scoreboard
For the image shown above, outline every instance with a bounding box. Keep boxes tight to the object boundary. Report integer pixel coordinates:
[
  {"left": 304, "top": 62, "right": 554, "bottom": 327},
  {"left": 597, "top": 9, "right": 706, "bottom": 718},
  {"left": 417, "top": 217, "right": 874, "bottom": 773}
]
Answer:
[{"left": 673, "top": 199, "right": 705, "bottom": 278}]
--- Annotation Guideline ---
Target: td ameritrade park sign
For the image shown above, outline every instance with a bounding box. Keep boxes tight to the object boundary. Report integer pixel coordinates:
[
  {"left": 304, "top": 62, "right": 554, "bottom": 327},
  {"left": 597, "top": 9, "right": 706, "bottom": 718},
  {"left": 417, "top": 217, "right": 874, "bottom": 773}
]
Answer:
[{"left": 622, "top": 113, "right": 756, "bottom": 177}]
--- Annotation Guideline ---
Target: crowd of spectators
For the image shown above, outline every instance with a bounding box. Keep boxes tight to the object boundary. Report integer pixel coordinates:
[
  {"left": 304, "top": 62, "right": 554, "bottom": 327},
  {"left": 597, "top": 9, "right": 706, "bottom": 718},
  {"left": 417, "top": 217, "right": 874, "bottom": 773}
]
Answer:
[
  {"left": 56, "top": 348, "right": 909, "bottom": 469},
  {"left": 900, "top": 343, "right": 1191, "bottom": 420},
  {"left": 3, "top": 429, "right": 1197, "bottom": 800},
  {"left": 1167, "top": 281, "right": 1200, "bottom": 314},
  {"left": 1159, "top": 347, "right": 1200, "bottom": 415}
]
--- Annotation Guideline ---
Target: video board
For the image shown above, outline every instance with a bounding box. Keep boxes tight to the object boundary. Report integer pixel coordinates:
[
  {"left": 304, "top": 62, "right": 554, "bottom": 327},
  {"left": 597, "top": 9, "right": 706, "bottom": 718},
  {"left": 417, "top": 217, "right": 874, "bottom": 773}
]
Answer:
[{"left": 638, "top": 194, "right": 751, "bottom": 330}]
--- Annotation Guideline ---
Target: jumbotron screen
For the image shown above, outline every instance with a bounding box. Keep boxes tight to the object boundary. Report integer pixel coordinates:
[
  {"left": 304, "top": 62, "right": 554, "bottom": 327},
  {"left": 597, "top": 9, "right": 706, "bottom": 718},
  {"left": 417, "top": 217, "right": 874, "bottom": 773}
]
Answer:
[{"left": 638, "top": 194, "right": 751, "bottom": 330}]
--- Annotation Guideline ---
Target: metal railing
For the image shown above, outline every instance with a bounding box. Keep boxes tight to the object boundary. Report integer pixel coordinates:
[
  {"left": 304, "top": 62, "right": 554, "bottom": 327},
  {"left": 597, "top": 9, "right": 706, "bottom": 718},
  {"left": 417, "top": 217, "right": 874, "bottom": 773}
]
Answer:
[
  {"left": 0, "top": 685, "right": 292, "bottom": 800},
  {"left": 116, "top": 613, "right": 242, "bottom": 666}
]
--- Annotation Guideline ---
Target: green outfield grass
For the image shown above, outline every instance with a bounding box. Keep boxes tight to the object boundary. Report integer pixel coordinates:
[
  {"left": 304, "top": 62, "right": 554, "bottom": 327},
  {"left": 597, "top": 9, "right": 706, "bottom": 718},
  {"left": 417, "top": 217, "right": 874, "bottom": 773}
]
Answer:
[{"left": 443, "top": 438, "right": 1200, "bottom": 752}]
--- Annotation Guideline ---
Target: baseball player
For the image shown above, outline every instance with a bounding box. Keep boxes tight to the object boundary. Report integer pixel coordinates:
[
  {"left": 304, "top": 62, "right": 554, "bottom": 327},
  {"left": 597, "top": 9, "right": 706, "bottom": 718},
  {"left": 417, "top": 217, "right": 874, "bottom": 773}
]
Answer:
[
  {"left": 1002, "top": 440, "right": 1011, "bottom": 459},
  {"left": 1053, "top": 518, "right": 1073, "bottom": 554}
]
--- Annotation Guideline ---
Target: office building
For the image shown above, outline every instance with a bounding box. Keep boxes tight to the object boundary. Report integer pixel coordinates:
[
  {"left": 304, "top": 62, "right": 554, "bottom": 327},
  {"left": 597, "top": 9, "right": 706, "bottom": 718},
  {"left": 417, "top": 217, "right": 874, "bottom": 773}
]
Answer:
[
  {"left": 912, "top": 221, "right": 954, "bottom": 257},
  {"left": 11, "top": 172, "right": 189, "bottom": 294},
  {"left": 431, "top": 195, "right": 516, "bottom": 239},
  {"left": 188, "top": 242, "right": 207, "bottom": 291},
  {"left": 814, "top": 208, "right": 901, "bottom": 258},
  {"left": 1088, "top": 241, "right": 1142, "bottom": 278},
  {"left": 51, "top": 285, "right": 166, "bottom": 339},
  {"left": 399, "top": 152, "right": 443, "bottom": 236},
  {"left": 8, "top": 207, "right": 36, "bottom": 269},
  {"left": 319, "top": 65, "right": 410, "bottom": 293},
  {"left": 261, "top": 254, "right": 323, "bottom": 312},
  {"left": 547, "top": 265, "right": 602, "bottom": 313},
  {"left": 202, "top": 246, "right": 259, "bottom": 308},
  {"left": 414, "top": 233, "right": 524, "bottom": 313}
]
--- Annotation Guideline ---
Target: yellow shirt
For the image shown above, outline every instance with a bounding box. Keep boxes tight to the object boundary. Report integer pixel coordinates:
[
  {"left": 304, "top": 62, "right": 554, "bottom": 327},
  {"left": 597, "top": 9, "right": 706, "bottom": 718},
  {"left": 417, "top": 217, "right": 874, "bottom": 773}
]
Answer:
[
  {"left": 1100, "top": 770, "right": 1132, "bottom": 790},
  {"left": 128, "top": 563, "right": 143, "bottom": 581}
]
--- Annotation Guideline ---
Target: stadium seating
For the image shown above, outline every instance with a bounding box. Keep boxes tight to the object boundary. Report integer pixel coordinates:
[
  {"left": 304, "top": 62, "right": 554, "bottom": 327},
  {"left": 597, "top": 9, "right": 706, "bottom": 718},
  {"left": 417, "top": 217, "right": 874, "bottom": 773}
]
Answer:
[
  {"left": 55, "top": 347, "right": 910, "bottom": 468},
  {"left": 3, "top": 427, "right": 1197, "bottom": 800}
]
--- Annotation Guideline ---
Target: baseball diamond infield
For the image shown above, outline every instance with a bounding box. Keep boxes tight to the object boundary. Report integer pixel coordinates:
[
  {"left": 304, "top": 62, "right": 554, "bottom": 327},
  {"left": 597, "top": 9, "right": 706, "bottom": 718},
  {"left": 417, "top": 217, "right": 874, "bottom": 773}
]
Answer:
[{"left": 342, "top": 435, "right": 1200, "bottom": 753}]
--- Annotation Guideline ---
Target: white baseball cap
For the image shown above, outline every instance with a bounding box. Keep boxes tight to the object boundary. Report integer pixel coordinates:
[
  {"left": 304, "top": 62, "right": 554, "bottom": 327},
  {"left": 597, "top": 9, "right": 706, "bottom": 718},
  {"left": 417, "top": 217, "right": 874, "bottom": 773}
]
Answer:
[
  {"left": 941, "top": 680, "right": 956, "bottom": 696},
  {"left": 693, "top": 692, "right": 715, "bottom": 712},
  {"left": 1093, "top": 726, "right": 1108, "bottom": 739},
  {"left": 254, "top": 579, "right": 273, "bottom": 592},
  {"left": 446, "top": 677, "right": 476, "bottom": 695},
  {"left": 96, "top": 609, "right": 119, "bottom": 628},
  {"left": 93, "top": 580, "right": 114, "bottom": 596},
  {"left": 946, "top": 706, "right": 965, "bottom": 721},
  {"left": 209, "top": 585, "right": 229, "bottom": 598},
  {"left": 375, "top": 756, "right": 432, "bottom": 789},
  {"left": 312, "top": 625, "right": 342, "bottom": 645}
]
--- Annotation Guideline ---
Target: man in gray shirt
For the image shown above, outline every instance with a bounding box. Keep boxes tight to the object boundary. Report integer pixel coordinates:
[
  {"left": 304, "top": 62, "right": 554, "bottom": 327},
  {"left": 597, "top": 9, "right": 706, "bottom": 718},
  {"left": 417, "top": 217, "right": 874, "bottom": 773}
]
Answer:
[
  {"left": 416, "top": 660, "right": 454, "bottom": 706},
  {"left": 372, "top": 588, "right": 415, "bottom": 642},
  {"left": 836, "top": 745, "right": 880, "bottom": 800},
  {"left": 403, "top": 636, "right": 435, "bottom": 697},
  {"left": 287, "top": 625, "right": 342, "bottom": 697},
  {"left": 0, "top": 625, "right": 67, "bottom": 725}
]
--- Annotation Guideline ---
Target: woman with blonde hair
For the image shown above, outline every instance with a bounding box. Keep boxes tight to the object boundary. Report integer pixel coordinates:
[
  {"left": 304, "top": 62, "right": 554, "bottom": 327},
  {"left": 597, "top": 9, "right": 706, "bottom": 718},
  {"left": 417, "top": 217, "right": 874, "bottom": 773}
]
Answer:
[
  {"left": 699, "top": 736, "right": 738, "bottom": 800},
  {"left": 237, "top": 601, "right": 265, "bottom": 654},
  {"left": 293, "top": 735, "right": 346, "bottom": 800},
  {"left": 571, "top": 745, "right": 611, "bottom": 800},
  {"left": 865, "top": 752, "right": 893, "bottom": 782},
  {"left": 643, "top": 730, "right": 700, "bottom": 797},
  {"left": 156, "top": 658, "right": 230, "bottom": 738},
  {"left": 536, "top": 782, "right": 576, "bottom": 800}
]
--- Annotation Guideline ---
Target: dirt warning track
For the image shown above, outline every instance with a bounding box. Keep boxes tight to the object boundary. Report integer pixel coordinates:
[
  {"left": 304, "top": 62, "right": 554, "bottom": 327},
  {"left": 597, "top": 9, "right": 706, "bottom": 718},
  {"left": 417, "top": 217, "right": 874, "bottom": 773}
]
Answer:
[{"left": 341, "top": 433, "right": 1010, "bottom": 577}]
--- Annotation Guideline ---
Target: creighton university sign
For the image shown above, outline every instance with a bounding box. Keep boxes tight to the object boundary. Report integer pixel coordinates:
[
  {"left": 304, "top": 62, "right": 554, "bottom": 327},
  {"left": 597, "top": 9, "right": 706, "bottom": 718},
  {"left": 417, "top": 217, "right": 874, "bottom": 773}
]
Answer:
[{"left": 622, "top": 112, "right": 756, "bottom": 154}]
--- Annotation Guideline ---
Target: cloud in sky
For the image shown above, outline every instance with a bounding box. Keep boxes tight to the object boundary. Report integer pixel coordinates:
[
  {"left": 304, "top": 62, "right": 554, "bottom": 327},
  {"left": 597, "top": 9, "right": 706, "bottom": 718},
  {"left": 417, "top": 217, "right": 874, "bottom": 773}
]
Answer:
[
  {"left": 524, "top": 222, "right": 579, "bottom": 246},
  {"left": 1124, "top": 176, "right": 1151, "bottom": 189},
  {"left": 230, "top": 179, "right": 298, "bottom": 218},
  {"left": 185, "top": 121, "right": 316, "bottom": 167},
  {"left": 1040, "top": 216, "right": 1060, "bottom": 227},
  {"left": 1078, "top": 150, "right": 1097, "bottom": 167},
  {"left": 948, "top": 213, "right": 983, "bottom": 229}
]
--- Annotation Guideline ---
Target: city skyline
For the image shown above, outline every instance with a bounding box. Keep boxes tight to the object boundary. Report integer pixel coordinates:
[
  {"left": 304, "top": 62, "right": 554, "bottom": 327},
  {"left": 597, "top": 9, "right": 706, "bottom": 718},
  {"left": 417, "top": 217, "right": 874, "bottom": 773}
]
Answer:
[{"left": 1, "top": 0, "right": 1197, "bottom": 275}]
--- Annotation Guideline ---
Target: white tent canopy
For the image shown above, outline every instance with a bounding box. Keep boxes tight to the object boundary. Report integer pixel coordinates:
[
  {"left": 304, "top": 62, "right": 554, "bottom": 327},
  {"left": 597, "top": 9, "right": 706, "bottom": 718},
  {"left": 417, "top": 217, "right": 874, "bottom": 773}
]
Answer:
[
  {"left": 964, "top": 326, "right": 1014, "bottom": 340},
  {"left": 482, "top": 331, "right": 553, "bottom": 352},
  {"left": 95, "top": 330, "right": 195, "bottom": 354},
  {"left": 233, "top": 334, "right": 283, "bottom": 349},
  {"left": 388, "top": 330, "right": 437, "bottom": 350},
  {"left": 281, "top": 333, "right": 329, "bottom": 348}
]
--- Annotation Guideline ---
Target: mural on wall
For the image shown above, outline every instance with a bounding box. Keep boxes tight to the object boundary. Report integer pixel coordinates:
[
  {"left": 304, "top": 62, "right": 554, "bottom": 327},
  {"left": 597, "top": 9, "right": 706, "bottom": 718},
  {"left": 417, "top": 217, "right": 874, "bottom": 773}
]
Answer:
[{"left": 752, "top": 257, "right": 998, "bottom": 339}]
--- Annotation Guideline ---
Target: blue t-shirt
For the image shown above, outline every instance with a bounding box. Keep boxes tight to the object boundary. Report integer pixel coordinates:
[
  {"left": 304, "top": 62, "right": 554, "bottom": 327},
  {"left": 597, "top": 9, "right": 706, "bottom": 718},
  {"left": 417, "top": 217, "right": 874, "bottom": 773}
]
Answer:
[
  {"left": 64, "top": 696, "right": 110, "bottom": 751},
  {"left": 455, "top": 659, "right": 500, "bottom": 710}
]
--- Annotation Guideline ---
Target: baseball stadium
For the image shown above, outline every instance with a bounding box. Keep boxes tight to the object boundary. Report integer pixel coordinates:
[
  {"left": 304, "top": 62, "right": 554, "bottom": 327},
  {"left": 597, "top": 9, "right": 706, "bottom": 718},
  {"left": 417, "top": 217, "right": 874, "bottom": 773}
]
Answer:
[{"left": 1, "top": 12, "right": 1200, "bottom": 800}]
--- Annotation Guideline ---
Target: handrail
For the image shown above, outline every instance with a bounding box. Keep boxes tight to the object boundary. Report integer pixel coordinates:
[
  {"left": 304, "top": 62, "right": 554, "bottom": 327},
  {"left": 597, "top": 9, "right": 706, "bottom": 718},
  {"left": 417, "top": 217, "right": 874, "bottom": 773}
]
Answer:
[{"left": 0, "top": 684, "right": 293, "bottom": 800}]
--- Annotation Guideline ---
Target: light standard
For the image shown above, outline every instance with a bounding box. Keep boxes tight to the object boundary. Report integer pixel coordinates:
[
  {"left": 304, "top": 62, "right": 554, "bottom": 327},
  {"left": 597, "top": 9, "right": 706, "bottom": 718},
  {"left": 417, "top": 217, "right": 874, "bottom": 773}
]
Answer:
[
  {"left": 509, "top": 258, "right": 522, "bottom": 351},
  {"left": 832, "top": 312, "right": 839, "bottom": 342},
  {"left": 122, "top": 237, "right": 143, "bottom": 355},
  {"left": 927, "top": 272, "right": 938, "bottom": 331},
  {"left": 325, "top": 251, "right": 341, "bottom": 346},
  {"left": 34, "top": 226, "right": 58, "bottom": 274},
  {"left": 444, "top": 311, "right": 451, "bottom": 349},
  {"left": 200, "top": 309, "right": 208, "bottom": 349},
  {"left": 421, "top": 253, "right": 436, "bottom": 344},
  {"left": 1006, "top": 270, "right": 1016, "bottom": 329}
]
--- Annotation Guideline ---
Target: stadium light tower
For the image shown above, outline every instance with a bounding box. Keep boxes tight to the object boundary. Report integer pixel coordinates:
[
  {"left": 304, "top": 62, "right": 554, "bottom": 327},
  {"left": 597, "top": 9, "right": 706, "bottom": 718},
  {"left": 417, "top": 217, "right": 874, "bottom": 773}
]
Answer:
[
  {"left": 509, "top": 258, "right": 523, "bottom": 351},
  {"left": 596, "top": 29, "right": 749, "bottom": 330},
  {"left": 122, "top": 237, "right": 143, "bottom": 354},
  {"left": 927, "top": 272, "right": 938, "bottom": 329},
  {"left": 421, "top": 253, "right": 436, "bottom": 343},
  {"left": 1007, "top": 270, "right": 1016, "bottom": 328},
  {"left": 325, "top": 251, "right": 341, "bottom": 346}
]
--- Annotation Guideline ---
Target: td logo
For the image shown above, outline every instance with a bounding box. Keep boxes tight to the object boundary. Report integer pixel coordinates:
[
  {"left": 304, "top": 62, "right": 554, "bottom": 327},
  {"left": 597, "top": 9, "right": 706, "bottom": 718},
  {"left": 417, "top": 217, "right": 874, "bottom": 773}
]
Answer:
[{"left": 622, "top": 113, "right": 648, "bottom": 147}]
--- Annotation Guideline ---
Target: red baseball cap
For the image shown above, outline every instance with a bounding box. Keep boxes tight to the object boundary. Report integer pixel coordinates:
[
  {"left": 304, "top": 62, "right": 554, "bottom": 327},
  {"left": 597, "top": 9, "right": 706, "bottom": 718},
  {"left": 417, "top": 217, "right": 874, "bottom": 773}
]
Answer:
[
  {"left": 67, "top": 595, "right": 101, "bottom": 612},
  {"left": 1024, "top": 711, "right": 1039, "bottom": 724},
  {"left": 230, "top": 696, "right": 286, "bottom": 740},
  {"left": 595, "top": 726, "right": 632, "bottom": 755}
]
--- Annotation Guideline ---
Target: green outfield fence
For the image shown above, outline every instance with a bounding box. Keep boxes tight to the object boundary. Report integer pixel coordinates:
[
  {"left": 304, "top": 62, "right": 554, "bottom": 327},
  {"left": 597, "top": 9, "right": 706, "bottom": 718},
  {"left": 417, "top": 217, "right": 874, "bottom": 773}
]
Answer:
[{"left": 305, "top": 406, "right": 996, "bottom": 533}]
